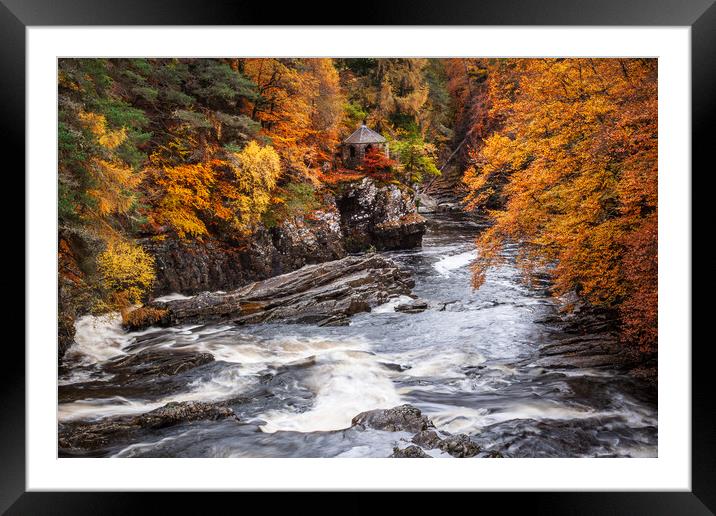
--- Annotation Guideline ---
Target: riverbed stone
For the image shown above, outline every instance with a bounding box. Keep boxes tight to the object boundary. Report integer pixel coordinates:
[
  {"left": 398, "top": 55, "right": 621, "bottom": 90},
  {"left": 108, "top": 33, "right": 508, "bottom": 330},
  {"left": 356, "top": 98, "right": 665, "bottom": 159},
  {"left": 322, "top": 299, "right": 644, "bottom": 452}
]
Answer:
[
  {"left": 351, "top": 404, "right": 434, "bottom": 433},
  {"left": 390, "top": 445, "right": 431, "bottom": 458},
  {"left": 395, "top": 298, "right": 429, "bottom": 314},
  {"left": 58, "top": 401, "right": 238, "bottom": 451},
  {"left": 411, "top": 429, "right": 442, "bottom": 448},
  {"left": 437, "top": 434, "right": 481, "bottom": 458}
]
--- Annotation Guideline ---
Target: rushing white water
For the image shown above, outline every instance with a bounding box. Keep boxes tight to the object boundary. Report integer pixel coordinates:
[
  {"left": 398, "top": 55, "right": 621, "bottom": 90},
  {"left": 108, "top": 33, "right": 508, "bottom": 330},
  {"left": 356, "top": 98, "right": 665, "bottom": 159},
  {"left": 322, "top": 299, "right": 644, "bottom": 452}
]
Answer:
[
  {"left": 59, "top": 213, "right": 657, "bottom": 458},
  {"left": 67, "top": 314, "right": 132, "bottom": 365},
  {"left": 433, "top": 250, "right": 477, "bottom": 277},
  {"left": 258, "top": 348, "right": 401, "bottom": 433}
]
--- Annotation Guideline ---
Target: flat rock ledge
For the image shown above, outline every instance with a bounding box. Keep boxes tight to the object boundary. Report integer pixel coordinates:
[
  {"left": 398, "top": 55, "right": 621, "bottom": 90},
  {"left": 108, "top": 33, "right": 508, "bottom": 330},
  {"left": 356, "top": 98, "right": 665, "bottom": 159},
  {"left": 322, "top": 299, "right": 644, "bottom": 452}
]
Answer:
[
  {"left": 127, "top": 254, "right": 415, "bottom": 330},
  {"left": 351, "top": 404, "right": 497, "bottom": 458},
  {"left": 58, "top": 401, "right": 238, "bottom": 452}
]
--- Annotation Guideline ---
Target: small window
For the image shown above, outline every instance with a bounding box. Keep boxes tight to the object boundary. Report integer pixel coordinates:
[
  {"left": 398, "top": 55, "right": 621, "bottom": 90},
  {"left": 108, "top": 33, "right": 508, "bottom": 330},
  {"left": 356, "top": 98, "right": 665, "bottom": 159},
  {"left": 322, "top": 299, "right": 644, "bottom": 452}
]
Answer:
[{"left": 349, "top": 145, "right": 356, "bottom": 157}]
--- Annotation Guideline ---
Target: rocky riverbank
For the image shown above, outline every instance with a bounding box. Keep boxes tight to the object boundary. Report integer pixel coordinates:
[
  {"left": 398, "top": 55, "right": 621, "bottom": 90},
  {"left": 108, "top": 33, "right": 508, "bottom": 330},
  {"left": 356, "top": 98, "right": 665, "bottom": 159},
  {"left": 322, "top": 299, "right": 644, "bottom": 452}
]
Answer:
[
  {"left": 126, "top": 254, "right": 417, "bottom": 330},
  {"left": 145, "top": 178, "right": 426, "bottom": 297},
  {"left": 58, "top": 178, "right": 427, "bottom": 360}
]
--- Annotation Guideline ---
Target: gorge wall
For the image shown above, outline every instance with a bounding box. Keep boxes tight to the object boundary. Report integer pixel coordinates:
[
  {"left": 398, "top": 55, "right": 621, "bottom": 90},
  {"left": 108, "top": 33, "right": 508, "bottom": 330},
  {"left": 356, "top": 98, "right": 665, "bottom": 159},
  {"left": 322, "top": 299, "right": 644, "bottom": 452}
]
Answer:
[
  {"left": 58, "top": 178, "right": 427, "bottom": 360},
  {"left": 145, "top": 178, "right": 426, "bottom": 297}
]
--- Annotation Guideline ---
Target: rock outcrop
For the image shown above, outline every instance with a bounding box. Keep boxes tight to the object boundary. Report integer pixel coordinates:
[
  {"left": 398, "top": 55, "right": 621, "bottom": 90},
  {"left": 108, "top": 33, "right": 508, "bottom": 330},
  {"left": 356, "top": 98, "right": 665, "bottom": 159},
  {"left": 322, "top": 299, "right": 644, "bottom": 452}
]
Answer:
[
  {"left": 105, "top": 350, "right": 215, "bottom": 378},
  {"left": 127, "top": 254, "right": 415, "bottom": 330},
  {"left": 351, "top": 404, "right": 488, "bottom": 458},
  {"left": 395, "top": 298, "right": 429, "bottom": 314},
  {"left": 335, "top": 178, "right": 427, "bottom": 252},
  {"left": 144, "top": 204, "right": 346, "bottom": 296},
  {"left": 58, "top": 401, "right": 238, "bottom": 452},
  {"left": 143, "top": 179, "right": 426, "bottom": 297}
]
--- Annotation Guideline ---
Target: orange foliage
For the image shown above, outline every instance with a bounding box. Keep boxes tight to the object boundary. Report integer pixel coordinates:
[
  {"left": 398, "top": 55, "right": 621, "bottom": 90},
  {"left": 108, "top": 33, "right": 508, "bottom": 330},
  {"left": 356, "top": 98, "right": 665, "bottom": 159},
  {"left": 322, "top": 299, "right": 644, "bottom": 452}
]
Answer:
[
  {"left": 357, "top": 146, "right": 398, "bottom": 175},
  {"left": 241, "top": 58, "right": 344, "bottom": 180},
  {"left": 464, "top": 58, "right": 657, "bottom": 352}
]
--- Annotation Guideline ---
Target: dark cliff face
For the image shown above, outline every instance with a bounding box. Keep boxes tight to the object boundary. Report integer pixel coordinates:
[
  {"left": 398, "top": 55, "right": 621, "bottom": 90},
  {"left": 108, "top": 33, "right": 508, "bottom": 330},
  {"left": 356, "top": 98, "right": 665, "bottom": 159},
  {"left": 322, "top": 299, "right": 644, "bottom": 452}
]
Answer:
[
  {"left": 145, "top": 204, "right": 346, "bottom": 296},
  {"left": 145, "top": 178, "right": 426, "bottom": 297},
  {"left": 335, "top": 178, "right": 427, "bottom": 253}
]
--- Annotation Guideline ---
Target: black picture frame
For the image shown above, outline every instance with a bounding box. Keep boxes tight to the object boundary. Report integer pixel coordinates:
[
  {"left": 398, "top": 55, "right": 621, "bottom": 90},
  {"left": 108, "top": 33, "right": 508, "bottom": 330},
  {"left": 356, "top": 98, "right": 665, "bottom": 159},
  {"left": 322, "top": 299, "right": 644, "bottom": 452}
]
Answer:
[{"left": 5, "top": 0, "right": 713, "bottom": 512}]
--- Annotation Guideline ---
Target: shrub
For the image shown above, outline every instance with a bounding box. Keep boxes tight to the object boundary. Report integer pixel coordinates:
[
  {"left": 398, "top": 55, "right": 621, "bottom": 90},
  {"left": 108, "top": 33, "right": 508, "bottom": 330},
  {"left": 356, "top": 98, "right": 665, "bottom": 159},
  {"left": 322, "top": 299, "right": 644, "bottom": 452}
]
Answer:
[
  {"left": 96, "top": 240, "right": 156, "bottom": 306},
  {"left": 122, "top": 306, "right": 168, "bottom": 330}
]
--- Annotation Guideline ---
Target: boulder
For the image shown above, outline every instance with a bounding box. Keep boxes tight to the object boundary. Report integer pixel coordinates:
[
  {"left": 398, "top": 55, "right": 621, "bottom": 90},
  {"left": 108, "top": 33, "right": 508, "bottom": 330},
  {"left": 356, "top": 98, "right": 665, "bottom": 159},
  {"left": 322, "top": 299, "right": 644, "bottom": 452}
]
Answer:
[
  {"left": 351, "top": 404, "right": 434, "bottom": 433},
  {"left": 437, "top": 434, "right": 481, "bottom": 458},
  {"left": 410, "top": 429, "right": 481, "bottom": 458},
  {"left": 411, "top": 429, "right": 442, "bottom": 448},
  {"left": 395, "top": 298, "right": 429, "bottom": 314},
  {"left": 390, "top": 445, "right": 431, "bottom": 458},
  {"left": 132, "top": 254, "right": 415, "bottom": 329},
  {"left": 58, "top": 401, "right": 238, "bottom": 451}
]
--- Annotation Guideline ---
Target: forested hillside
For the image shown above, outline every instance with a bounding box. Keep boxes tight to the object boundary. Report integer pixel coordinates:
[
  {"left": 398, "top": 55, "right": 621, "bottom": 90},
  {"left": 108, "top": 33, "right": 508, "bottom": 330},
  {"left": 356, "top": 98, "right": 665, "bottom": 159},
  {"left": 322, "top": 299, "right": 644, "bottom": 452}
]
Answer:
[{"left": 58, "top": 57, "right": 658, "bottom": 357}]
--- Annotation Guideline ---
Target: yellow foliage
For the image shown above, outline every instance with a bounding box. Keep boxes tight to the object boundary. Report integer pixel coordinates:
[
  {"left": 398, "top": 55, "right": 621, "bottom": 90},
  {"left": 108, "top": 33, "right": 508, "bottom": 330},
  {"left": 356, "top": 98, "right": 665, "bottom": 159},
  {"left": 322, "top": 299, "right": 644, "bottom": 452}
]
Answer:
[
  {"left": 87, "top": 158, "right": 142, "bottom": 216},
  {"left": 222, "top": 141, "right": 282, "bottom": 233},
  {"left": 78, "top": 111, "right": 127, "bottom": 149},
  {"left": 150, "top": 162, "right": 215, "bottom": 238},
  {"left": 96, "top": 240, "right": 156, "bottom": 305}
]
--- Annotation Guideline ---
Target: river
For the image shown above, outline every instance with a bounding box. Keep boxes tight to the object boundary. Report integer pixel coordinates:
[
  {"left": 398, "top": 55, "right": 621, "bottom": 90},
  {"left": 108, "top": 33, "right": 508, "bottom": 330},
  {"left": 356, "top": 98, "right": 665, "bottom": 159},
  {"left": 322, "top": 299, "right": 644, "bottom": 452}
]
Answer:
[{"left": 58, "top": 212, "right": 657, "bottom": 458}]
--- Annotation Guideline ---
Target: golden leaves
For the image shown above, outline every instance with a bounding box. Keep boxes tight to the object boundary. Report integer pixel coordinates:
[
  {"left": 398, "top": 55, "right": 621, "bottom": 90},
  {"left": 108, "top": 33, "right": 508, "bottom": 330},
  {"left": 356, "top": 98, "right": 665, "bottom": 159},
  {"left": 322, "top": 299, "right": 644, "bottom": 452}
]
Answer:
[
  {"left": 78, "top": 111, "right": 127, "bottom": 149},
  {"left": 464, "top": 58, "right": 658, "bottom": 350},
  {"left": 96, "top": 239, "right": 155, "bottom": 305}
]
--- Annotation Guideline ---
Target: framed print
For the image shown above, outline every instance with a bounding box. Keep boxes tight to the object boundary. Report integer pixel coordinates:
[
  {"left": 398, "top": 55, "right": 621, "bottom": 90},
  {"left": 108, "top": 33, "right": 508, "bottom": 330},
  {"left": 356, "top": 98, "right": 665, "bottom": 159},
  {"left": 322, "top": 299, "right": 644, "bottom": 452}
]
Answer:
[{"left": 6, "top": 0, "right": 714, "bottom": 512}]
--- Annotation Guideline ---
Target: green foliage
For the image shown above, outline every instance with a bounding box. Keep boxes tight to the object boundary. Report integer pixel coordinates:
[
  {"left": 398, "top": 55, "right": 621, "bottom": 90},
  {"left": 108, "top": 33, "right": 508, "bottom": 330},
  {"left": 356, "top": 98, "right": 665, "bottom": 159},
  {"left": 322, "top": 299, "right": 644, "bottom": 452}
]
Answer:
[
  {"left": 263, "top": 182, "right": 319, "bottom": 228},
  {"left": 92, "top": 97, "right": 148, "bottom": 129},
  {"left": 392, "top": 134, "right": 440, "bottom": 182},
  {"left": 344, "top": 101, "right": 368, "bottom": 127},
  {"left": 173, "top": 109, "right": 212, "bottom": 129},
  {"left": 187, "top": 61, "right": 258, "bottom": 108}
]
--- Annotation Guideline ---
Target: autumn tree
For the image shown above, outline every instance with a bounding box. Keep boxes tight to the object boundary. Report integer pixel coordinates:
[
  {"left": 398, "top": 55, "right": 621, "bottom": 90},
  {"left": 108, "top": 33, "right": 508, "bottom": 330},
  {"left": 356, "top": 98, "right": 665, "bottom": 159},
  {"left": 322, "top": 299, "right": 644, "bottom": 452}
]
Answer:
[
  {"left": 357, "top": 146, "right": 398, "bottom": 176},
  {"left": 240, "top": 58, "right": 344, "bottom": 180},
  {"left": 464, "top": 58, "right": 657, "bottom": 353}
]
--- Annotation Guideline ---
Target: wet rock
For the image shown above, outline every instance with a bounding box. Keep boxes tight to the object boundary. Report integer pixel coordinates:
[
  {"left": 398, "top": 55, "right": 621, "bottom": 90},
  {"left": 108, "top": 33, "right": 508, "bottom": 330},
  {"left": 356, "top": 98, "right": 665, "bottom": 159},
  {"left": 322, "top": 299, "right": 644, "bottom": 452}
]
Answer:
[
  {"left": 106, "top": 350, "right": 215, "bottom": 378},
  {"left": 336, "top": 178, "right": 427, "bottom": 252},
  {"left": 531, "top": 335, "right": 627, "bottom": 370},
  {"left": 411, "top": 429, "right": 442, "bottom": 449},
  {"left": 395, "top": 298, "right": 428, "bottom": 314},
  {"left": 351, "top": 404, "right": 434, "bottom": 433},
  {"left": 379, "top": 362, "right": 411, "bottom": 372},
  {"left": 58, "top": 401, "right": 238, "bottom": 451},
  {"left": 437, "top": 434, "right": 481, "bottom": 458},
  {"left": 477, "top": 449, "right": 504, "bottom": 458},
  {"left": 133, "top": 254, "right": 414, "bottom": 329},
  {"left": 410, "top": 429, "right": 481, "bottom": 458},
  {"left": 143, "top": 201, "right": 346, "bottom": 296},
  {"left": 390, "top": 445, "right": 431, "bottom": 458},
  {"left": 416, "top": 193, "right": 439, "bottom": 214},
  {"left": 135, "top": 401, "right": 236, "bottom": 429}
]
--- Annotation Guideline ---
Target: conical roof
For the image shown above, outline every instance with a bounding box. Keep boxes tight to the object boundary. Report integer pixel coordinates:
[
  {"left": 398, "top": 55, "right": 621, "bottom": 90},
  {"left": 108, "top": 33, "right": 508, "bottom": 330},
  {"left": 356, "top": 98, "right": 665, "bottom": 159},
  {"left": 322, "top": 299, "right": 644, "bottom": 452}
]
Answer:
[{"left": 343, "top": 124, "right": 386, "bottom": 144}]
